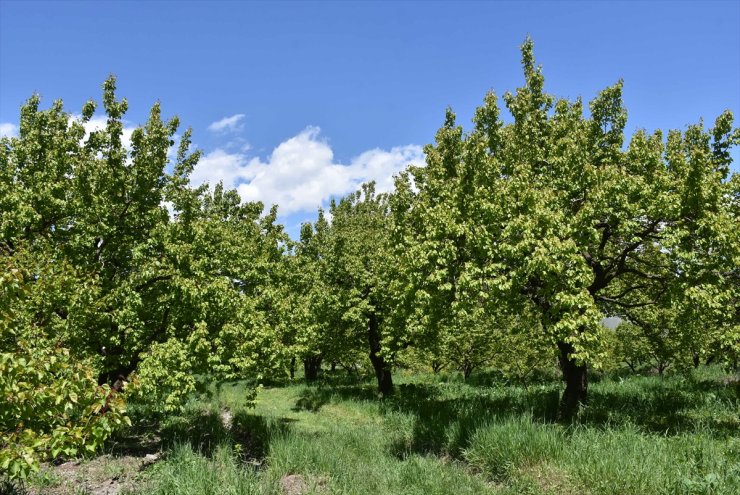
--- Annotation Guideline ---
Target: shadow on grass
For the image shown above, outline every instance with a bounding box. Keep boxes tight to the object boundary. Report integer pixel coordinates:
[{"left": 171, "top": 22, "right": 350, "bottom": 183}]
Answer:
[
  {"left": 291, "top": 369, "right": 738, "bottom": 460},
  {"left": 0, "top": 480, "right": 27, "bottom": 495},
  {"left": 106, "top": 408, "right": 294, "bottom": 469},
  {"left": 160, "top": 410, "right": 293, "bottom": 461},
  {"left": 291, "top": 381, "right": 378, "bottom": 413},
  {"left": 104, "top": 423, "right": 163, "bottom": 458},
  {"left": 463, "top": 368, "right": 561, "bottom": 388},
  {"left": 292, "top": 381, "right": 560, "bottom": 458},
  {"left": 384, "top": 383, "right": 560, "bottom": 458},
  {"left": 105, "top": 367, "right": 736, "bottom": 476},
  {"left": 293, "top": 390, "right": 332, "bottom": 412},
  {"left": 581, "top": 373, "right": 740, "bottom": 436}
]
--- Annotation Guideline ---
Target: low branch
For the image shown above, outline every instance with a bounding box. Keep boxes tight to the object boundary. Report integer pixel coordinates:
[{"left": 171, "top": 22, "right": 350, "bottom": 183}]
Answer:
[
  {"left": 597, "top": 296, "right": 659, "bottom": 309},
  {"left": 134, "top": 274, "right": 173, "bottom": 292},
  {"left": 602, "top": 284, "right": 651, "bottom": 301}
]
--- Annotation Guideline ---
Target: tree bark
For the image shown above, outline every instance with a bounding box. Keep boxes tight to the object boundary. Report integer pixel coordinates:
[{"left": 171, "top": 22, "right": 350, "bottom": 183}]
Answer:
[
  {"left": 657, "top": 361, "right": 668, "bottom": 375},
  {"left": 431, "top": 360, "right": 444, "bottom": 374},
  {"left": 558, "top": 341, "right": 587, "bottom": 420},
  {"left": 692, "top": 352, "right": 701, "bottom": 368},
  {"left": 368, "top": 312, "right": 393, "bottom": 395},
  {"left": 303, "top": 355, "right": 322, "bottom": 381},
  {"left": 461, "top": 359, "right": 474, "bottom": 380}
]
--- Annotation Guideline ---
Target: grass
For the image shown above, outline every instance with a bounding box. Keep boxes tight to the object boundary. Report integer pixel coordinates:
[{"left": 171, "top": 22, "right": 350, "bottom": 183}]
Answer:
[{"left": 25, "top": 367, "right": 740, "bottom": 495}]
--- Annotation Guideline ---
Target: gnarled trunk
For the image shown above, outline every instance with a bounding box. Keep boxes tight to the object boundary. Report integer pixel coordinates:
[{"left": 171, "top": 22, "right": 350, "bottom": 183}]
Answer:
[
  {"left": 558, "top": 341, "right": 587, "bottom": 420},
  {"left": 368, "top": 312, "right": 393, "bottom": 395},
  {"left": 431, "top": 359, "right": 444, "bottom": 374},
  {"left": 303, "top": 355, "right": 322, "bottom": 381},
  {"left": 460, "top": 359, "right": 475, "bottom": 380}
]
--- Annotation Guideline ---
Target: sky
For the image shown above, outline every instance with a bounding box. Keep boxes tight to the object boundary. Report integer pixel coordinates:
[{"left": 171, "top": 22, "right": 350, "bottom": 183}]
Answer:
[{"left": 1, "top": 0, "right": 739, "bottom": 238}]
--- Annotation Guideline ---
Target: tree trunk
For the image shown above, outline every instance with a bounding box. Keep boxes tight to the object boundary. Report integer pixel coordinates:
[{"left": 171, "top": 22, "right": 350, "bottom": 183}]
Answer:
[
  {"left": 692, "top": 352, "right": 701, "bottom": 368},
  {"left": 303, "top": 355, "right": 322, "bottom": 381},
  {"left": 289, "top": 357, "right": 296, "bottom": 379},
  {"left": 461, "top": 359, "right": 474, "bottom": 380},
  {"left": 558, "top": 341, "right": 587, "bottom": 420},
  {"left": 625, "top": 360, "right": 636, "bottom": 373},
  {"left": 431, "top": 360, "right": 444, "bottom": 374},
  {"left": 368, "top": 312, "right": 393, "bottom": 395}
]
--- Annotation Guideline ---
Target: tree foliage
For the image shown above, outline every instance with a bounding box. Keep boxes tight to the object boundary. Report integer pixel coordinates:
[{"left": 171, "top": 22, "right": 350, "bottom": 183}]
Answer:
[
  {"left": 1, "top": 38, "right": 737, "bottom": 480},
  {"left": 0, "top": 78, "right": 285, "bottom": 477},
  {"left": 392, "top": 37, "right": 739, "bottom": 417}
]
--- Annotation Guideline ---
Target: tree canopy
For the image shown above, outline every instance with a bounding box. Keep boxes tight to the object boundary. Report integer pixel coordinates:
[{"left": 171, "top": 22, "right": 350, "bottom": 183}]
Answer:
[
  {"left": 1, "top": 39, "right": 737, "bottom": 478},
  {"left": 0, "top": 78, "right": 288, "bottom": 477},
  {"left": 392, "top": 38, "right": 739, "bottom": 416}
]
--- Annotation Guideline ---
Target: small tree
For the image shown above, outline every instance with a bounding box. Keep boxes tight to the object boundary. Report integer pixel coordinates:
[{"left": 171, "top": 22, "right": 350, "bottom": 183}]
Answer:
[{"left": 324, "top": 183, "right": 398, "bottom": 394}]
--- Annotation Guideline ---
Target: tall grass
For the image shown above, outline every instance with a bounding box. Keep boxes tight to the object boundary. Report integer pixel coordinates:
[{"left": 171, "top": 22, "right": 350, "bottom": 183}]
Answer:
[
  {"left": 131, "top": 444, "right": 261, "bottom": 495},
  {"left": 106, "top": 367, "right": 740, "bottom": 495},
  {"left": 463, "top": 417, "right": 739, "bottom": 495},
  {"left": 463, "top": 415, "right": 564, "bottom": 481}
]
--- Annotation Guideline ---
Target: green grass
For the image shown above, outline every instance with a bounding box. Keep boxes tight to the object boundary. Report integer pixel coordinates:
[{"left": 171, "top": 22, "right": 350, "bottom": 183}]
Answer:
[{"left": 33, "top": 367, "right": 738, "bottom": 495}]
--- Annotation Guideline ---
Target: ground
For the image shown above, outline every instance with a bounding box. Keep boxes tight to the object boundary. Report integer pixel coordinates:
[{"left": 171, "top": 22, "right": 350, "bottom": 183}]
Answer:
[{"left": 19, "top": 367, "right": 740, "bottom": 495}]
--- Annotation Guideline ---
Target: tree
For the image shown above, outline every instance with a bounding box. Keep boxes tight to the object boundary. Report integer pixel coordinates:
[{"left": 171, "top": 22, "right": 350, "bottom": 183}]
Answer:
[
  {"left": 1, "top": 81, "right": 180, "bottom": 475},
  {"left": 613, "top": 320, "right": 676, "bottom": 374},
  {"left": 288, "top": 210, "right": 363, "bottom": 381},
  {"left": 323, "top": 183, "right": 398, "bottom": 394},
  {"left": 132, "top": 183, "right": 288, "bottom": 410},
  {"left": 393, "top": 38, "right": 739, "bottom": 418},
  {"left": 0, "top": 78, "right": 287, "bottom": 475}
]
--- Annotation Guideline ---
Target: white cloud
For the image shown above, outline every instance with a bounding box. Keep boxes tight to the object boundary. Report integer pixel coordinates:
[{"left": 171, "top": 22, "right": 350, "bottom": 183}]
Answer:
[
  {"left": 191, "top": 148, "right": 250, "bottom": 189},
  {"left": 208, "top": 114, "right": 245, "bottom": 133},
  {"left": 190, "top": 126, "right": 424, "bottom": 215},
  {"left": 221, "top": 136, "right": 251, "bottom": 153},
  {"left": 0, "top": 123, "right": 18, "bottom": 138}
]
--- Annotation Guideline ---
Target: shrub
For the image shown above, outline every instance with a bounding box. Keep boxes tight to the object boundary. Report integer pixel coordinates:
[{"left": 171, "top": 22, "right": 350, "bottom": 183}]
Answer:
[{"left": 0, "top": 344, "right": 129, "bottom": 479}]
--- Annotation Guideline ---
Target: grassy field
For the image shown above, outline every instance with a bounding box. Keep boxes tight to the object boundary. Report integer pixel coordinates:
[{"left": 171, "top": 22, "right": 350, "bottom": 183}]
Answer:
[{"left": 23, "top": 367, "right": 739, "bottom": 495}]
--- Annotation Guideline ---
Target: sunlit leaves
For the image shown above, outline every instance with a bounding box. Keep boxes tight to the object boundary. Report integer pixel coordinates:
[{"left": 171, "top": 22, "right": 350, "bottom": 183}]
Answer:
[
  {"left": 394, "top": 37, "right": 738, "bottom": 380},
  {"left": 1, "top": 77, "right": 289, "bottom": 476}
]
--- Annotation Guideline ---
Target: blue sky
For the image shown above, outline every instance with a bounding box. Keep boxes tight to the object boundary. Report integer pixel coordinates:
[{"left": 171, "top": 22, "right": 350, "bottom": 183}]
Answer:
[{"left": 1, "top": 0, "right": 739, "bottom": 238}]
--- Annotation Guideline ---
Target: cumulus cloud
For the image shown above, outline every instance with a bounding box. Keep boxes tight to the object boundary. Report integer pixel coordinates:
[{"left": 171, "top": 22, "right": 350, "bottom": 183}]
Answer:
[
  {"left": 0, "top": 123, "right": 18, "bottom": 138},
  {"left": 191, "top": 148, "right": 251, "bottom": 189},
  {"left": 190, "top": 126, "right": 424, "bottom": 215},
  {"left": 208, "top": 114, "right": 245, "bottom": 133}
]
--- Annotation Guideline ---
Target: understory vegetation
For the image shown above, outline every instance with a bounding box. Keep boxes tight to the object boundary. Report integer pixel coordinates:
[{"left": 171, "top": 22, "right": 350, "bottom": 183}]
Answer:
[{"left": 17, "top": 366, "right": 740, "bottom": 495}]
